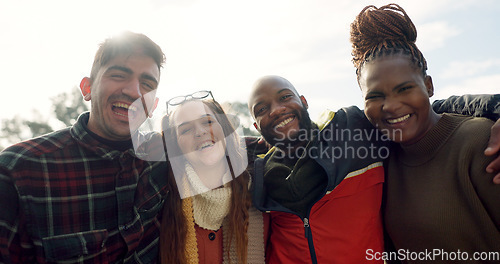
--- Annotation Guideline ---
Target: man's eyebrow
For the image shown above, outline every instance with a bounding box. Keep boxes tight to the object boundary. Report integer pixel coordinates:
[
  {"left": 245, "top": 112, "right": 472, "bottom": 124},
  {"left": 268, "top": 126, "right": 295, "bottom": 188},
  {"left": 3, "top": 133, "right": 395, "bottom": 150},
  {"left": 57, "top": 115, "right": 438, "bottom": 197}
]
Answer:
[
  {"left": 106, "top": 66, "right": 158, "bottom": 85},
  {"left": 141, "top": 73, "right": 158, "bottom": 85},
  {"left": 253, "top": 101, "right": 263, "bottom": 112},
  {"left": 277, "top": 88, "right": 293, "bottom": 94},
  {"left": 106, "top": 65, "right": 133, "bottom": 74}
]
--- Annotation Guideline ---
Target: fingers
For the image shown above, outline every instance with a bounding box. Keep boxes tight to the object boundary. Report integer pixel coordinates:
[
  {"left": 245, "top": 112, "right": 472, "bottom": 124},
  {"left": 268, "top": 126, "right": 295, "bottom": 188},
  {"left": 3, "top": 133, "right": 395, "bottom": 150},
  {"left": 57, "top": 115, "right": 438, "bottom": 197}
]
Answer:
[
  {"left": 486, "top": 155, "right": 500, "bottom": 184},
  {"left": 493, "top": 173, "right": 500, "bottom": 185},
  {"left": 485, "top": 119, "right": 500, "bottom": 184},
  {"left": 484, "top": 119, "right": 500, "bottom": 156}
]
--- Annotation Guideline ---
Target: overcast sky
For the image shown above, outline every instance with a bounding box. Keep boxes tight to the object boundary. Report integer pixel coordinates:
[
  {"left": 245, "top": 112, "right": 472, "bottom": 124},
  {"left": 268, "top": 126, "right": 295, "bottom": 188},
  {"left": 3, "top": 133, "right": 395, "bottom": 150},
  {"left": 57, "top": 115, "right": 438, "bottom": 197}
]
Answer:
[{"left": 1, "top": 0, "right": 499, "bottom": 134}]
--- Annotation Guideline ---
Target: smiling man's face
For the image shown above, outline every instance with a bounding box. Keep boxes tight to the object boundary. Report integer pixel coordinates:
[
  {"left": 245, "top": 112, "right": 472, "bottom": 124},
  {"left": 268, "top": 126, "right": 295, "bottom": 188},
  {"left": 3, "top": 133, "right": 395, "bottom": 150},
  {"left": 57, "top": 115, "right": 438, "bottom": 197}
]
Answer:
[
  {"left": 249, "top": 76, "right": 312, "bottom": 148},
  {"left": 84, "top": 52, "right": 160, "bottom": 141}
]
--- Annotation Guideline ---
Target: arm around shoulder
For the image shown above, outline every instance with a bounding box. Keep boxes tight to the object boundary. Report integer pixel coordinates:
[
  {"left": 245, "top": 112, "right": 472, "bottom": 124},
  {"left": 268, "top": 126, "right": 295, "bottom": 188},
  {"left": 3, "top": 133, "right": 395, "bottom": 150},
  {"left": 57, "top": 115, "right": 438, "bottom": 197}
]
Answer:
[
  {"left": 433, "top": 94, "right": 500, "bottom": 181},
  {"left": 464, "top": 119, "right": 500, "bottom": 228},
  {"left": 432, "top": 94, "right": 500, "bottom": 120}
]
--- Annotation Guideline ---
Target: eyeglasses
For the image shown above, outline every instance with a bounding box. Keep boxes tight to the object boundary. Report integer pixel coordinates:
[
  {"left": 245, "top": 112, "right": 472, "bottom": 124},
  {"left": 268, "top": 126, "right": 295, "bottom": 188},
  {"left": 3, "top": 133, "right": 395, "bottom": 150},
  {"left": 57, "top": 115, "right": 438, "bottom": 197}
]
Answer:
[{"left": 166, "top": 90, "right": 214, "bottom": 115}]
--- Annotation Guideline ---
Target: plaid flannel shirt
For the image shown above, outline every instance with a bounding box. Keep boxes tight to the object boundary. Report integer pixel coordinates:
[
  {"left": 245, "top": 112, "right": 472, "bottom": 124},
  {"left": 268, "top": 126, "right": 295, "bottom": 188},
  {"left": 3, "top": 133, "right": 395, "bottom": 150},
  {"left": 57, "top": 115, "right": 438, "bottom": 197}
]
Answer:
[{"left": 0, "top": 112, "right": 169, "bottom": 264}]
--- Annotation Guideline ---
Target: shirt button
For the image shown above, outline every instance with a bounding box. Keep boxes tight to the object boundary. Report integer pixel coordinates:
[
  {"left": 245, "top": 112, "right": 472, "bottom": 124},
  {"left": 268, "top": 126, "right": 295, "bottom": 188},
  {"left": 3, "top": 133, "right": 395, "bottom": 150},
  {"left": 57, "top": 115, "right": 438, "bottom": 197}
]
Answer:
[{"left": 208, "top": 232, "right": 216, "bottom": 241}]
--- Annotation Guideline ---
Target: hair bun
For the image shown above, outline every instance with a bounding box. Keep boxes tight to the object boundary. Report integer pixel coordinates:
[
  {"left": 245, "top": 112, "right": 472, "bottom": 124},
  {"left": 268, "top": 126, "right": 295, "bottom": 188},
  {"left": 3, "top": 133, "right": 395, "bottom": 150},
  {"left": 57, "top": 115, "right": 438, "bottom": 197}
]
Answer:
[
  {"left": 350, "top": 4, "right": 418, "bottom": 70},
  {"left": 357, "top": 4, "right": 416, "bottom": 43}
]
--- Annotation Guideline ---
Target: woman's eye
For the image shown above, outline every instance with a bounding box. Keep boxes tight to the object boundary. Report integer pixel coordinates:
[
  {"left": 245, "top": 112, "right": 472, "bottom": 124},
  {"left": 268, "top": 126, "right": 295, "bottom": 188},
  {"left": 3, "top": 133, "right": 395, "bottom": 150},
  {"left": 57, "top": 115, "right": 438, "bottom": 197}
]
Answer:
[
  {"left": 180, "top": 128, "right": 192, "bottom": 135},
  {"left": 366, "top": 94, "right": 382, "bottom": 100}
]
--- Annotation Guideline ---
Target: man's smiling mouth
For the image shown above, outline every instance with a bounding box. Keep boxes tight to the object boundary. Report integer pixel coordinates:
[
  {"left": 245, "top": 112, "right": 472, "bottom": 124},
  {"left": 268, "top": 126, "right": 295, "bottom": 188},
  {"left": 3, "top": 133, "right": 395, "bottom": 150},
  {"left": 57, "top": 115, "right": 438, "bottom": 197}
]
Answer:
[
  {"left": 275, "top": 117, "right": 294, "bottom": 129},
  {"left": 112, "top": 102, "right": 137, "bottom": 117}
]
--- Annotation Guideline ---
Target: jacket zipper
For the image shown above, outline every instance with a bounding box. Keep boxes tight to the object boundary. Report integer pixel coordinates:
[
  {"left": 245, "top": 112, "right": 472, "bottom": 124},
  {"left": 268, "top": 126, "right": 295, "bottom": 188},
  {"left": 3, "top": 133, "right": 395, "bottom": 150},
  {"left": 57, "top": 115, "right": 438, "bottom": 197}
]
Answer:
[
  {"left": 303, "top": 217, "right": 318, "bottom": 264},
  {"left": 254, "top": 155, "right": 322, "bottom": 263},
  {"left": 302, "top": 179, "right": 332, "bottom": 264}
]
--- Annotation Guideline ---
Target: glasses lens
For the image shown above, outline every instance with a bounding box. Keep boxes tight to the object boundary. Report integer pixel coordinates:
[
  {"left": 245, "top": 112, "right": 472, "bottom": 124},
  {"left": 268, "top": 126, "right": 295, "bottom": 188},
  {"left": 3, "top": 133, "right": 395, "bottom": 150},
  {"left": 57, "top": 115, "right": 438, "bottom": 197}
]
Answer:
[
  {"left": 168, "top": 96, "right": 187, "bottom": 106},
  {"left": 191, "top": 91, "right": 210, "bottom": 99}
]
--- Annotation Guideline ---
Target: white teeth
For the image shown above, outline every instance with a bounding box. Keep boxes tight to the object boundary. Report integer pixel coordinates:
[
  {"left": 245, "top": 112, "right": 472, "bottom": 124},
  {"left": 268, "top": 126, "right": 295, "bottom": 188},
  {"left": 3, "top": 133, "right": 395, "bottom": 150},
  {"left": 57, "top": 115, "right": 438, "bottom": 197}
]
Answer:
[
  {"left": 387, "top": 114, "right": 410, "bottom": 124},
  {"left": 199, "top": 141, "right": 214, "bottom": 150},
  {"left": 275, "top": 117, "right": 293, "bottom": 129},
  {"left": 113, "top": 102, "right": 137, "bottom": 111}
]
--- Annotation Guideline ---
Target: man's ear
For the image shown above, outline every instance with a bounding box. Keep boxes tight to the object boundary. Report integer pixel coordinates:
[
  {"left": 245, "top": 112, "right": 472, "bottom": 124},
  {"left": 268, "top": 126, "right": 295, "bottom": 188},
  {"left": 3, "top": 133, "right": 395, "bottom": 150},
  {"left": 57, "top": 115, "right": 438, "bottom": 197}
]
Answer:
[
  {"left": 80, "top": 77, "right": 92, "bottom": 101},
  {"left": 425, "top": 76, "right": 434, "bottom": 97},
  {"left": 300, "top": 95, "right": 308, "bottom": 109},
  {"left": 253, "top": 122, "right": 260, "bottom": 131}
]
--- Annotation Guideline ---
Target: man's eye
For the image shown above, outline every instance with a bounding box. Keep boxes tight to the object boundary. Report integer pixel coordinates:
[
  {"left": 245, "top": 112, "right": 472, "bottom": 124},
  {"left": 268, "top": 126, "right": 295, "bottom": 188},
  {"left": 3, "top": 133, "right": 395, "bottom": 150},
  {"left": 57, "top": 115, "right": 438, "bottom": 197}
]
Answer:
[
  {"left": 281, "top": 94, "right": 292, "bottom": 100},
  {"left": 255, "top": 107, "right": 267, "bottom": 116},
  {"left": 142, "top": 82, "right": 154, "bottom": 90}
]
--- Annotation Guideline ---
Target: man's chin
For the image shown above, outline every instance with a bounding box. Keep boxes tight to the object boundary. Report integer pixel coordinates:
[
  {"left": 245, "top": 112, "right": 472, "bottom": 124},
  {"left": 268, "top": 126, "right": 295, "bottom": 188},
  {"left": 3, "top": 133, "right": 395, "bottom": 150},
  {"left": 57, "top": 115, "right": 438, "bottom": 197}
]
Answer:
[{"left": 262, "top": 134, "right": 298, "bottom": 149}]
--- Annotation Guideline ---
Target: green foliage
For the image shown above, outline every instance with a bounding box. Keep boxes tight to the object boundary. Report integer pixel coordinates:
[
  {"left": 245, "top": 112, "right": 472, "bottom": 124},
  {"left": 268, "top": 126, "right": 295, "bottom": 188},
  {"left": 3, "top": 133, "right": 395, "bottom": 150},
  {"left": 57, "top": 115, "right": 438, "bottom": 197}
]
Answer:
[
  {"left": 0, "top": 118, "right": 24, "bottom": 146},
  {"left": 221, "top": 101, "right": 260, "bottom": 137},
  {"left": 0, "top": 88, "right": 89, "bottom": 151},
  {"left": 0, "top": 90, "right": 259, "bottom": 152},
  {"left": 51, "top": 88, "right": 89, "bottom": 127},
  {"left": 24, "top": 120, "right": 54, "bottom": 137}
]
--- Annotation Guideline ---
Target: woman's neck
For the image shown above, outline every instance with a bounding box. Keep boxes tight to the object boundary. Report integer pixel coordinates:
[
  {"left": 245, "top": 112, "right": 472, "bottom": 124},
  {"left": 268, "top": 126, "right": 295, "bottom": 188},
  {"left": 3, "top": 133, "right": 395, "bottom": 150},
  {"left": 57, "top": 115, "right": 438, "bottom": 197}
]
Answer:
[
  {"left": 193, "top": 159, "right": 229, "bottom": 190},
  {"left": 401, "top": 110, "right": 442, "bottom": 146}
]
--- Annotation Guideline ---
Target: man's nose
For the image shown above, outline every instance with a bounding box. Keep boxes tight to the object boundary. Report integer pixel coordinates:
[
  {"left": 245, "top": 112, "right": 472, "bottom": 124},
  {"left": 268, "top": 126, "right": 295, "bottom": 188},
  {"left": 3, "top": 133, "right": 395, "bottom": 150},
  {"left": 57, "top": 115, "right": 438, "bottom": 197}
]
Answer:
[
  {"left": 122, "top": 78, "right": 142, "bottom": 100},
  {"left": 269, "top": 102, "right": 286, "bottom": 117}
]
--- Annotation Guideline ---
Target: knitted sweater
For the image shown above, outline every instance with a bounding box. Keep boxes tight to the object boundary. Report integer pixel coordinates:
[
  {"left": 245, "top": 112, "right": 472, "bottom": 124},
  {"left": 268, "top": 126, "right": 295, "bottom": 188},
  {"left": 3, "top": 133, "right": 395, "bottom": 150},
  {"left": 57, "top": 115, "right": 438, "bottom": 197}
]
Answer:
[{"left": 385, "top": 114, "right": 500, "bottom": 263}]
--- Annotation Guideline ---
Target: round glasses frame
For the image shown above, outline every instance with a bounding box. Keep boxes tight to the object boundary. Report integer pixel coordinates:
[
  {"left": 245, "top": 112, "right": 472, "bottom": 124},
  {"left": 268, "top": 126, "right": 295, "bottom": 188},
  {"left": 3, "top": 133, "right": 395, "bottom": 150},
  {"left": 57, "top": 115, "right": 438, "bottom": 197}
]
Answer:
[{"left": 165, "top": 90, "right": 214, "bottom": 115}]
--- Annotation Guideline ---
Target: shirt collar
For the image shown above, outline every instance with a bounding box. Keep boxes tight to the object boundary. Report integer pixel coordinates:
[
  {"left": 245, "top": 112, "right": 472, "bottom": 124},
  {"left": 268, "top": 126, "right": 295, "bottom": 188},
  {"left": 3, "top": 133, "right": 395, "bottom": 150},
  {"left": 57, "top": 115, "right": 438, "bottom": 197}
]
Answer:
[{"left": 70, "top": 112, "right": 145, "bottom": 160}]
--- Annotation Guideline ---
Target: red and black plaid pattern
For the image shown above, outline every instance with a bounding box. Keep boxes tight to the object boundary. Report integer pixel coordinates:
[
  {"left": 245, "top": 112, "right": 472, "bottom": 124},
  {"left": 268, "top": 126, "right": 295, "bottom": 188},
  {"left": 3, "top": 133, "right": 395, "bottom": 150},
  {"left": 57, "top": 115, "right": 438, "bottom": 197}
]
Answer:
[{"left": 0, "top": 112, "right": 168, "bottom": 263}]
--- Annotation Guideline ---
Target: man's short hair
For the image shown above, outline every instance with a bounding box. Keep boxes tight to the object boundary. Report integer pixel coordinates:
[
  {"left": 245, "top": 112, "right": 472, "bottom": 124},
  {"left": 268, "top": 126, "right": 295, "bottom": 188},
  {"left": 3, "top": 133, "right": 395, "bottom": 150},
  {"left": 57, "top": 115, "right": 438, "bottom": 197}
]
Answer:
[{"left": 89, "top": 31, "right": 166, "bottom": 84}]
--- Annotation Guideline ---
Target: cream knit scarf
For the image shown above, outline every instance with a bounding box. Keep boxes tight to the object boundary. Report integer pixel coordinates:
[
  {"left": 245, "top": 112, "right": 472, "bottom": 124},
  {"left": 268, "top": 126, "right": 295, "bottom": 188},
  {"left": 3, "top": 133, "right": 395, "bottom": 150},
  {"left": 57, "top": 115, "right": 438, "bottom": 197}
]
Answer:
[
  {"left": 182, "top": 163, "right": 265, "bottom": 263},
  {"left": 186, "top": 163, "right": 232, "bottom": 230}
]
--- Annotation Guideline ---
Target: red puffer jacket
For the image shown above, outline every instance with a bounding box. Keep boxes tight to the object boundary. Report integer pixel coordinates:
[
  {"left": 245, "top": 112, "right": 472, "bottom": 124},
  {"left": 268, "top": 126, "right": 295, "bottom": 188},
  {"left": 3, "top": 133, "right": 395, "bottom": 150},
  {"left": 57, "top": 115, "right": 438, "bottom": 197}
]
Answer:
[{"left": 252, "top": 107, "right": 387, "bottom": 264}]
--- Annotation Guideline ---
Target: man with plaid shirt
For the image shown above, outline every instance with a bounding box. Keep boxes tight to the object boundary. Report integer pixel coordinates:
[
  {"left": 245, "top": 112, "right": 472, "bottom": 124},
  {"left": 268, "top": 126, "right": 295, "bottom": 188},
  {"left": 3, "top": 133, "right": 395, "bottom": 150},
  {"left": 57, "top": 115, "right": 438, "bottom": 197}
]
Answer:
[{"left": 0, "top": 31, "right": 168, "bottom": 263}]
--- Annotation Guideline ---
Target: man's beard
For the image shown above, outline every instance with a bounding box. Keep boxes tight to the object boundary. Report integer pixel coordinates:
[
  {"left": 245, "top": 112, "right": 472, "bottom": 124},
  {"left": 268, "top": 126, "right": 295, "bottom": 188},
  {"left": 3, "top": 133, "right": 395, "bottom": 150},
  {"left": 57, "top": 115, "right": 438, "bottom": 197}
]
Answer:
[{"left": 261, "top": 106, "right": 313, "bottom": 149}]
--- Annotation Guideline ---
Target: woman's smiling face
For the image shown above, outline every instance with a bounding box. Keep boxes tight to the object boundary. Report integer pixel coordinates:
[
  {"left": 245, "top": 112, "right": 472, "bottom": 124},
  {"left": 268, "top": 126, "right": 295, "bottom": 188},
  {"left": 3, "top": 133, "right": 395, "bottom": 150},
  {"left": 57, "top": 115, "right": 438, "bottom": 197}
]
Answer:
[
  {"left": 172, "top": 100, "right": 226, "bottom": 168},
  {"left": 359, "top": 54, "right": 438, "bottom": 145}
]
